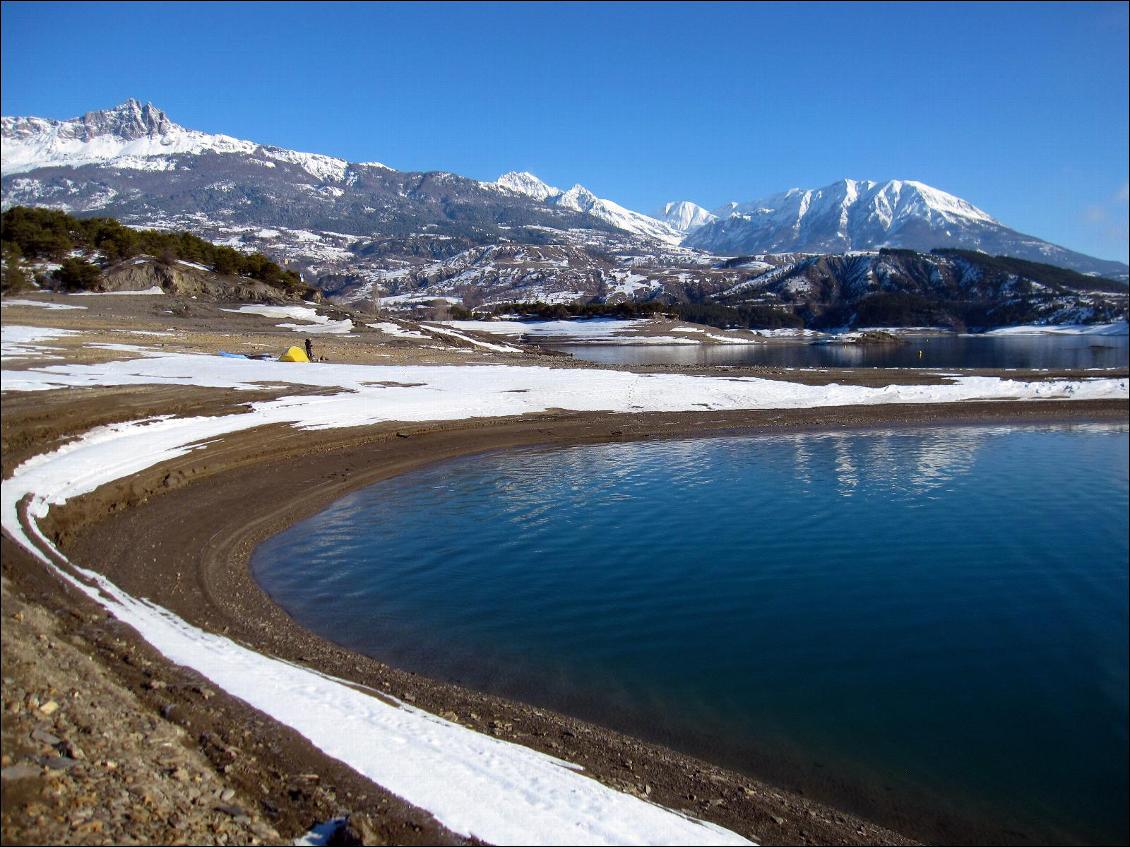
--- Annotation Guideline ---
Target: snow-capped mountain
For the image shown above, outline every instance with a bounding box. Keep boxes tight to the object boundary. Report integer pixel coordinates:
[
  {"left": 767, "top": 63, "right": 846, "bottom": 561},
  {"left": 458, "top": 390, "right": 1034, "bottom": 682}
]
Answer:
[
  {"left": 0, "top": 99, "right": 369, "bottom": 183},
  {"left": 1, "top": 102, "right": 683, "bottom": 248},
  {"left": 710, "top": 178, "right": 998, "bottom": 244},
  {"left": 683, "top": 178, "right": 1126, "bottom": 279},
  {"left": 492, "top": 171, "right": 683, "bottom": 245},
  {"left": 493, "top": 170, "right": 560, "bottom": 202},
  {"left": 659, "top": 201, "right": 718, "bottom": 234}
]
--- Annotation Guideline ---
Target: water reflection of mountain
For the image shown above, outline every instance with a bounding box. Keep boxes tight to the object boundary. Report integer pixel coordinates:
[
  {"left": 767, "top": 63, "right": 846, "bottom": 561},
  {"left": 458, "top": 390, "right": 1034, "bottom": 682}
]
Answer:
[
  {"left": 785, "top": 428, "right": 992, "bottom": 497},
  {"left": 457, "top": 425, "right": 1128, "bottom": 523},
  {"left": 557, "top": 333, "right": 1130, "bottom": 369}
]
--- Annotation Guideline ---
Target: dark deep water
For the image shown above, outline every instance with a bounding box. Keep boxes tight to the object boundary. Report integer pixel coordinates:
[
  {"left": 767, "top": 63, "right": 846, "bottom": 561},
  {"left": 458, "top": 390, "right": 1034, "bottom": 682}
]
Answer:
[
  {"left": 254, "top": 425, "right": 1129, "bottom": 844},
  {"left": 552, "top": 332, "right": 1130, "bottom": 369}
]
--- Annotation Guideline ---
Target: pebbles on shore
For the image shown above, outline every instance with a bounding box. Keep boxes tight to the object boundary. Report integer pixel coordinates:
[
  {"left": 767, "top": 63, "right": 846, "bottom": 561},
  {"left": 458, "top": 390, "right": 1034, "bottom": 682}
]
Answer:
[{"left": 0, "top": 579, "right": 281, "bottom": 845}]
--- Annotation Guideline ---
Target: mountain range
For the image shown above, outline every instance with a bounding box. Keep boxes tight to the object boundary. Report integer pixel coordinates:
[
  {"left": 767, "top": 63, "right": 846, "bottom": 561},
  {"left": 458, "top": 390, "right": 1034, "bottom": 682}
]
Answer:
[
  {"left": 2, "top": 100, "right": 1127, "bottom": 318},
  {"left": 675, "top": 179, "right": 1127, "bottom": 280}
]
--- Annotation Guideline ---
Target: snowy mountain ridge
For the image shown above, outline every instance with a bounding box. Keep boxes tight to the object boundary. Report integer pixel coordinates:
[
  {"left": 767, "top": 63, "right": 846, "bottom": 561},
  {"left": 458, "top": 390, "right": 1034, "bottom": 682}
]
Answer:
[
  {"left": 662, "top": 178, "right": 998, "bottom": 246},
  {"left": 722, "top": 178, "right": 996, "bottom": 228},
  {"left": 493, "top": 171, "right": 684, "bottom": 245},
  {"left": 677, "top": 177, "right": 1125, "bottom": 279},
  {"left": 0, "top": 99, "right": 382, "bottom": 183}
]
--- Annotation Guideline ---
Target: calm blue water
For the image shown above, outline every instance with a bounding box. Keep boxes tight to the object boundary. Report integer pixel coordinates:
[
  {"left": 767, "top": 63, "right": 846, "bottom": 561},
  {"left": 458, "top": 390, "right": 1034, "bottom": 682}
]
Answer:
[
  {"left": 553, "top": 333, "right": 1130, "bottom": 369},
  {"left": 254, "top": 426, "right": 1129, "bottom": 844}
]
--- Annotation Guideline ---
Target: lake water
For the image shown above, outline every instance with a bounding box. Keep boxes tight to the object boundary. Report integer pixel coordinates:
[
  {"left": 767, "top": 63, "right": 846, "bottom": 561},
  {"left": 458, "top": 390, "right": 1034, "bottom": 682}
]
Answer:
[
  {"left": 551, "top": 333, "right": 1130, "bottom": 369},
  {"left": 253, "top": 426, "right": 1129, "bottom": 844}
]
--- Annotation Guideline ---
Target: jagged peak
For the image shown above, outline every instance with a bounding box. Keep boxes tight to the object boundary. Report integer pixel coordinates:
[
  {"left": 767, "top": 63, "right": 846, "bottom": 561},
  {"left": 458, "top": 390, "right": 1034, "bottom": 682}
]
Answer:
[
  {"left": 74, "top": 99, "right": 178, "bottom": 142},
  {"left": 560, "top": 183, "right": 597, "bottom": 204},
  {"left": 494, "top": 171, "right": 560, "bottom": 201},
  {"left": 0, "top": 101, "right": 375, "bottom": 181}
]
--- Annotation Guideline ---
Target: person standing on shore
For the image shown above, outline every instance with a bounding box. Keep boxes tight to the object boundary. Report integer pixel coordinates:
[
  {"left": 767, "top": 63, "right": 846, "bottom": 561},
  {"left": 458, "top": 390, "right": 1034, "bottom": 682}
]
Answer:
[{"left": 304, "top": 338, "right": 314, "bottom": 362}]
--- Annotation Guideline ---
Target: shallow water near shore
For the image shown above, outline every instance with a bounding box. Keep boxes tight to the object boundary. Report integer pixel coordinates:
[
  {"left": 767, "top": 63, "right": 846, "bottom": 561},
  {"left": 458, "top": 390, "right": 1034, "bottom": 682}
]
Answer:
[
  {"left": 254, "top": 425, "right": 1129, "bottom": 844},
  {"left": 553, "top": 332, "right": 1130, "bottom": 368}
]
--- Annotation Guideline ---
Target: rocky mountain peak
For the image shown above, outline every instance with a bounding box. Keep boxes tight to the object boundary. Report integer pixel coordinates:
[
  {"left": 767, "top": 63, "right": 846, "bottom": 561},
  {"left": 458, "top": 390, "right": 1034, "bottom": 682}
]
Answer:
[{"left": 74, "top": 99, "right": 176, "bottom": 142}]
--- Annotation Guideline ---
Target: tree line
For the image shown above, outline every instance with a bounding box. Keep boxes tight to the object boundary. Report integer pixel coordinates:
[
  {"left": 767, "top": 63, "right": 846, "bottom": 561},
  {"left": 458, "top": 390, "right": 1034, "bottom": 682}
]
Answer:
[
  {"left": 1, "top": 206, "right": 310, "bottom": 295},
  {"left": 452, "top": 299, "right": 804, "bottom": 329}
]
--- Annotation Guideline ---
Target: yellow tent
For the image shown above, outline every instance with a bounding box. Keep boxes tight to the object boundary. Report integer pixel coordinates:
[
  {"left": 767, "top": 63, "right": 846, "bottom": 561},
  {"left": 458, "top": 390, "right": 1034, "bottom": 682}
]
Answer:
[{"left": 278, "top": 346, "right": 310, "bottom": 363}]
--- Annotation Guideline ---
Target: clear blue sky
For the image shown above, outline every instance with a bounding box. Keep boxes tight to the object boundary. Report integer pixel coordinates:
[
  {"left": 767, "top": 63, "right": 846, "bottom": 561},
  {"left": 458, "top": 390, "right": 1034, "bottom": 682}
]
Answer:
[{"left": 2, "top": 1, "right": 1127, "bottom": 262}]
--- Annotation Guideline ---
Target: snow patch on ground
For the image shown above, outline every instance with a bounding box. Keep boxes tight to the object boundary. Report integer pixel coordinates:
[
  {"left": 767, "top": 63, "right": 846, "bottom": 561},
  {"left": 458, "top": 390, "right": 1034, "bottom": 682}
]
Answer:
[
  {"left": 670, "top": 327, "right": 763, "bottom": 345},
  {"left": 380, "top": 293, "right": 461, "bottom": 306},
  {"left": 5, "top": 351, "right": 1125, "bottom": 413},
  {"left": 222, "top": 304, "right": 353, "bottom": 334},
  {"left": 69, "top": 286, "right": 165, "bottom": 296},
  {"left": 982, "top": 321, "right": 1129, "bottom": 337},
  {"left": 277, "top": 320, "right": 354, "bottom": 335},
  {"left": 608, "top": 273, "right": 655, "bottom": 297},
  {"left": 442, "top": 320, "right": 713, "bottom": 345},
  {"left": 1, "top": 298, "right": 87, "bottom": 311},
  {"left": 598, "top": 336, "right": 701, "bottom": 345},
  {"left": 0, "top": 325, "right": 80, "bottom": 359},
  {"left": 753, "top": 328, "right": 824, "bottom": 339},
  {"left": 443, "top": 319, "right": 650, "bottom": 342},
  {"left": 367, "top": 322, "right": 429, "bottom": 339},
  {"left": 421, "top": 325, "right": 523, "bottom": 353},
  {"left": 223, "top": 305, "right": 325, "bottom": 322}
]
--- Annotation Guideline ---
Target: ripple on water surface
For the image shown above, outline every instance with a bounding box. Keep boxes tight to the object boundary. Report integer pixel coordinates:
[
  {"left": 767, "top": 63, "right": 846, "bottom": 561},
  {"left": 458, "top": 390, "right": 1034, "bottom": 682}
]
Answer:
[{"left": 254, "top": 425, "right": 1129, "bottom": 844}]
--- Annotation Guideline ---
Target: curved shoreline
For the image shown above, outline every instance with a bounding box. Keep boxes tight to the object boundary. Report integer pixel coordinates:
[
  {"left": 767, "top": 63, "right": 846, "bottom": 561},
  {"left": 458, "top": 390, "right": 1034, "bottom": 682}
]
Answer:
[{"left": 18, "top": 398, "right": 1119, "bottom": 844}]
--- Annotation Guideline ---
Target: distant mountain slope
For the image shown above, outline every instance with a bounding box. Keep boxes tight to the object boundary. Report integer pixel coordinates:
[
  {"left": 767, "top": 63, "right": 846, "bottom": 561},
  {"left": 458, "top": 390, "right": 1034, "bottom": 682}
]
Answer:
[
  {"left": 713, "top": 247, "right": 1127, "bottom": 329},
  {"left": 323, "top": 238, "right": 1126, "bottom": 331},
  {"left": 0, "top": 101, "right": 688, "bottom": 249},
  {"left": 1, "top": 102, "right": 661, "bottom": 255},
  {"left": 4, "top": 202, "right": 1124, "bottom": 329},
  {"left": 682, "top": 179, "right": 1127, "bottom": 280},
  {"left": 491, "top": 172, "right": 683, "bottom": 245},
  {"left": 658, "top": 201, "right": 717, "bottom": 234}
]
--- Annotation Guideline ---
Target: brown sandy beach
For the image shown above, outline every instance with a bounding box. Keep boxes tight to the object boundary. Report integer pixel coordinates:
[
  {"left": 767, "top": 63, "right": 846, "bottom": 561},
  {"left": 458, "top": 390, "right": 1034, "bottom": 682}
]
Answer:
[{"left": 3, "top": 297, "right": 1128, "bottom": 845}]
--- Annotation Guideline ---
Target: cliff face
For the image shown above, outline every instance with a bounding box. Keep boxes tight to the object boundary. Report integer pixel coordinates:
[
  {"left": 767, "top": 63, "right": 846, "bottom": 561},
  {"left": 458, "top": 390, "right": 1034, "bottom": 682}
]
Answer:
[{"left": 93, "top": 258, "right": 312, "bottom": 303}]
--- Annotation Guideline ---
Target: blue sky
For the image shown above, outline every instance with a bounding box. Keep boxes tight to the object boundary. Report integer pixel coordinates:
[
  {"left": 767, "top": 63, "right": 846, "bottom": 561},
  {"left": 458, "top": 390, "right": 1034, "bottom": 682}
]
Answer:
[{"left": 2, "top": 1, "right": 1127, "bottom": 262}]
